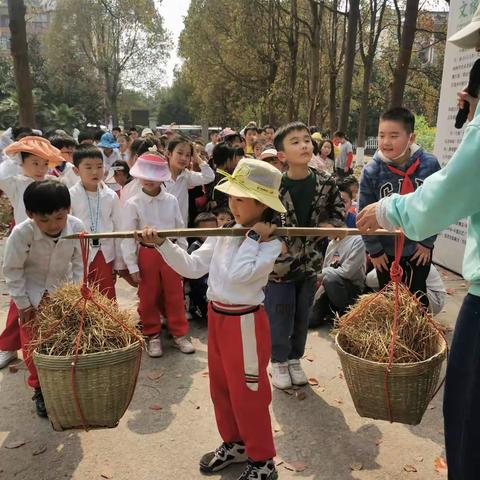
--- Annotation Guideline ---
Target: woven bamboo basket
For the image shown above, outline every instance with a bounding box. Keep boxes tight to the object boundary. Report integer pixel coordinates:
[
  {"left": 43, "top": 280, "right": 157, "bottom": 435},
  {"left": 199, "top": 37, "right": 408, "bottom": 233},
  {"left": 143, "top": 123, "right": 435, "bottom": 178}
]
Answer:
[
  {"left": 33, "top": 341, "right": 142, "bottom": 431},
  {"left": 335, "top": 333, "right": 447, "bottom": 425}
]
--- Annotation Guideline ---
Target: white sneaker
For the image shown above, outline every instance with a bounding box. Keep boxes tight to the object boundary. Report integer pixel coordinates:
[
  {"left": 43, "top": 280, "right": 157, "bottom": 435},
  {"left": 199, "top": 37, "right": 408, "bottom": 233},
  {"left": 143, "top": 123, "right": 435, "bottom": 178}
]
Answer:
[
  {"left": 288, "top": 359, "right": 308, "bottom": 385},
  {"left": 173, "top": 336, "right": 195, "bottom": 354},
  {"left": 147, "top": 335, "right": 163, "bottom": 357},
  {"left": 270, "top": 362, "right": 292, "bottom": 389},
  {"left": 0, "top": 350, "right": 17, "bottom": 369}
]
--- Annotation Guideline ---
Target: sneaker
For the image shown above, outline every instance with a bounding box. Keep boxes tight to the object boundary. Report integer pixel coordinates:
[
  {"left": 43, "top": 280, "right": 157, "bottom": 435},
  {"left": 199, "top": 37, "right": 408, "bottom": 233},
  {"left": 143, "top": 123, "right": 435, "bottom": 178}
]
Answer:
[
  {"left": 288, "top": 359, "right": 308, "bottom": 386},
  {"left": 0, "top": 350, "right": 17, "bottom": 369},
  {"left": 237, "top": 459, "right": 278, "bottom": 480},
  {"left": 270, "top": 361, "right": 292, "bottom": 390},
  {"left": 147, "top": 334, "right": 163, "bottom": 358},
  {"left": 173, "top": 335, "right": 195, "bottom": 354},
  {"left": 199, "top": 442, "right": 248, "bottom": 473},
  {"left": 32, "top": 388, "right": 48, "bottom": 418}
]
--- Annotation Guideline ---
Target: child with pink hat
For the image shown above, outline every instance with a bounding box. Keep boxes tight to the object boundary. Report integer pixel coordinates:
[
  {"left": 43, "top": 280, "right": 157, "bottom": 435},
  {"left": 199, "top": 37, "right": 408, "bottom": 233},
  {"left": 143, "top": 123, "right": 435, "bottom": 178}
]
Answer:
[{"left": 121, "top": 151, "right": 195, "bottom": 356}]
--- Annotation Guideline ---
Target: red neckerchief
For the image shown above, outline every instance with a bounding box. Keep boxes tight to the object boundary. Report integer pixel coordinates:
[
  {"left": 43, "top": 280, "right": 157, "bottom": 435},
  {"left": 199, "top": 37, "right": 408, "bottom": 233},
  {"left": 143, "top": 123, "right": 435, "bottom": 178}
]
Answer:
[{"left": 386, "top": 157, "right": 420, "bottom": 194}]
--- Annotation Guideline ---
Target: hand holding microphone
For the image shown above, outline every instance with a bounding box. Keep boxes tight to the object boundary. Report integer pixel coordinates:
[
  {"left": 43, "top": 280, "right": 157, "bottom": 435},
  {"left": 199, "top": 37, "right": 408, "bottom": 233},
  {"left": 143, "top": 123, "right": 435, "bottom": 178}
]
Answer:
[{"left": 455, "top": 59, "right": 480, "bottom": 128}]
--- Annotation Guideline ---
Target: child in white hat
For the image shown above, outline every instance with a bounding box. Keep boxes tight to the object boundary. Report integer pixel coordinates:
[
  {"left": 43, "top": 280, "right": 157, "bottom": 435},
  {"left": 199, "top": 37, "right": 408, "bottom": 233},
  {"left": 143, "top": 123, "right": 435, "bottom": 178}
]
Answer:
[
  {"left": 137, "top": 157, "right": 284, "bottom": 480},
  {"left": 121, "top": 151, "right": 195, "bottom": 356}
]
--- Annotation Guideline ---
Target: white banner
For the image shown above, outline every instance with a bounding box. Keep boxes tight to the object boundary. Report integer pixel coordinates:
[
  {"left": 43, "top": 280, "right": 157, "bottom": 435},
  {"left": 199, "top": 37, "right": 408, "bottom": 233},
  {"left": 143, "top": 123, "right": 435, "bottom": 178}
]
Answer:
[{"left": 432, "top": 0, "right": 478, "bottom": 274}]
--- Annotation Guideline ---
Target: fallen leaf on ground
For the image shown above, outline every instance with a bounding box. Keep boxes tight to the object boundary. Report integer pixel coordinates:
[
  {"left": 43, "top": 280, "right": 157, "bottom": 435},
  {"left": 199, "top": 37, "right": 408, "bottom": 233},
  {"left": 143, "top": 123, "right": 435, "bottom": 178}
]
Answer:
[
  {"left": 201, "top": 371, "right": 209, "bottom": 377},
  {"left": 149, "top": 404, "right": 162, "bottom": 411},
  {"left": 404, "top": 464, "right": 417, "bottom": 472},
  {"left": 32, "top": 445, "right": 47, "bottom": 456},
  {"left": 296, "top": 391, "right": 307, "bottom": 401},
  {"left": 100, "top": 469, "right": 114, "bottom": 479},
  {"left": 308, "top": 378, "right": 319, "bottom": 386},
  {"left": 4, "top": 440, "right": 26, "bottom": 449},
  {"left": 375, "top": 439, "right": 383, "bottom": 446},
  {"left": 146, "top": 370, "right": 164, "bottom": 381},
  {"left": 175, "top": 374, "right": 182, "bottom": 378},
  {"left": 416, "top": 456, "right": 424, "bottom": 463},
  {"left": 338, "top": 371, "right": 344, "bottom": 379},
  {"left": 335, "top": 398, "right": 344, "bottom": 405},
  {"left": 274, "top": 456, "right": 284, "bottom": 466},
  {"left": 428, "top": 405, "right": 436, "bottom": 410},
  {"left": 304, "top": 353, "right": 315, "bottom": 362},
  {"left": 446, "top": 288, "right": 455, "bottom": 296},
  {"left": 350, "top": 462, "right": 363, "bottom": 471},
  {"left": 283, "top": 462, "right": 308, "bottom": 472},
  {"left": 283, "top": 389, "right": 295, "bottom": 396},
  {"left": 434, "top": 456, "right": 448, "bottom": 474},
  {"left": 461, "top": 283, "right": 467, "bottom": 287}
]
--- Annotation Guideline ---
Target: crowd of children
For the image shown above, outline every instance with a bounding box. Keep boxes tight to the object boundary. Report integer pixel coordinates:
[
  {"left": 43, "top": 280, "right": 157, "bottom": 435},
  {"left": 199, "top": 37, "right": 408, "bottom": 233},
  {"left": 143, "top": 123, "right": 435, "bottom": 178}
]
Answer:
[{"left": 0, "top": 110, "right": 447, "bottom": 480}]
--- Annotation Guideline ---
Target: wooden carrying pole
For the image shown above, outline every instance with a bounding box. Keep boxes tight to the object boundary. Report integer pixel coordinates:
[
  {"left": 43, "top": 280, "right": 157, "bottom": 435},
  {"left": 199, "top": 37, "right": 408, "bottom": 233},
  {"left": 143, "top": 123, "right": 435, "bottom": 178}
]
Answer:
[{"left": 62, "top": 227, "right": 399, "bottom": 240}]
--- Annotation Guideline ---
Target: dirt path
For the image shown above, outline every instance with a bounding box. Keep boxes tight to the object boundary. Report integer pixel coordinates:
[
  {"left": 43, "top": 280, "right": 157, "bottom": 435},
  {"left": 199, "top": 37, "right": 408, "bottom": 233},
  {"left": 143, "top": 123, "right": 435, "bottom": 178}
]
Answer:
[{"left": 0, "top": 239, "right": 463, "bottom": 479}]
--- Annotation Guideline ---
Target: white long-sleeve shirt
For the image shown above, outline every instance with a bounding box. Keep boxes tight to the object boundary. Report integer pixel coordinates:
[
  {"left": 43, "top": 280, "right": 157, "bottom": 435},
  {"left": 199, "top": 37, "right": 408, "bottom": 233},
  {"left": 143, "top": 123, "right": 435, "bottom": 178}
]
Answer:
[
  {"left": 158, "top": 226, "right": 282, "bottom": 305},
  {"left": 322, "top": 236, "right": 366, "bottom": 289},
  {"left": 69, "top": 181, "right": 125, "bottom": 269},
  {"left": 52, "top": 162, "right": 79, "bottom": 189},
  {"left": 164, "top": 163, "right": 215, "bottom": 225},
  {"left": 119, "top": 178, "right": 141, "bottom": 207},
  {"left": 3, "top": 215, "right": 85, "bottom": 309},
  {"left": 121, "top": 189, "right": 187, "bottom": 274},
  {"left": 0, "top": 159, "right": 56, "bottom": 224}
]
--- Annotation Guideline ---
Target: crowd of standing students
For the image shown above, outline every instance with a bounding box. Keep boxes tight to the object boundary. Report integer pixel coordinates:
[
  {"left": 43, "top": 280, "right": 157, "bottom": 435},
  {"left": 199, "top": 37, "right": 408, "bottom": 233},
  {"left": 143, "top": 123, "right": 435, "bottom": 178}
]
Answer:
[{"left": 0, "top": 112, "right": 447, "bottom": 479}]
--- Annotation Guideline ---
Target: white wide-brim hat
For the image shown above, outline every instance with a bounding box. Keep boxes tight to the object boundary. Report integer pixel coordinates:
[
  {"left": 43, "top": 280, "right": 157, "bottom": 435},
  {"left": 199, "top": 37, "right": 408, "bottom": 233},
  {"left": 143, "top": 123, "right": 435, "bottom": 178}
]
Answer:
[
  {"left": 215, "top": 157, "right": 286, "bottom": 213},
  {"left": 449, "top": 5, "right": 480, "bottom": 49},
  {"left": 130, "top": 152, "right": 171, "bottom": 182}
]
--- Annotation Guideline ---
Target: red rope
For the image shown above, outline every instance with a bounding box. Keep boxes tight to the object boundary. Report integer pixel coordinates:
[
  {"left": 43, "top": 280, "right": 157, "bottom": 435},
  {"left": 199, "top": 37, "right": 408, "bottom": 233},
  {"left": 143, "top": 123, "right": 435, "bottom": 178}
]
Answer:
[
  {"left": 68, "top": 233, "right": 144, "bottom": 431},
  {"left": 382, "top": 233, "right": 405, "bottom": 422}
]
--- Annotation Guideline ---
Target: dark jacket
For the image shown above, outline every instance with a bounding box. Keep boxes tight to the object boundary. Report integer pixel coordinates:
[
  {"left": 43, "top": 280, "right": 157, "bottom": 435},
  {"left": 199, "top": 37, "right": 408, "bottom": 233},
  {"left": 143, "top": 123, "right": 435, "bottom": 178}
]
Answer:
[
  {"left": 359, "top": 147, "right": 441, "bottom": 257},
  {"left": 270, "top": 168, "right": 345, "bottom": 282}
]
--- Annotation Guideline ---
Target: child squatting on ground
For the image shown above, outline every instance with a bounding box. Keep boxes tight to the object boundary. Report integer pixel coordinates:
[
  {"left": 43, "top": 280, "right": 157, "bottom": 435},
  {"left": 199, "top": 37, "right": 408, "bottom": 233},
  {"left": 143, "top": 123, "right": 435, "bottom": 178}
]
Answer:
[
  {"left": 135, "top": 158, "right": 284, "bottom": 480},
  {"left": 3, "top": 180, "right": 85, "bottom": 417}
]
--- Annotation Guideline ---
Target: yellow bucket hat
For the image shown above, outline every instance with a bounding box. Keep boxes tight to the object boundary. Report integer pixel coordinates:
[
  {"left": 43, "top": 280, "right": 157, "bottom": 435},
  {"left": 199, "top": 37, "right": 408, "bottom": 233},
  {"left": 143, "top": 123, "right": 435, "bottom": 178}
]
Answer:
[{"left": 215, "top": 157, "right": 286, "bottom": 213}]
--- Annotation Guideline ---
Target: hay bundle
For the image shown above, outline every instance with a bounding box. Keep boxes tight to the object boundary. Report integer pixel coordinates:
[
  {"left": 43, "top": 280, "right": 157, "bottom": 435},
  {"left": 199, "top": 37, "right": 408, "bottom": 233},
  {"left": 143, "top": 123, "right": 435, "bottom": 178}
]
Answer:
[
  {"left": 31, "top": 284, "right": 143, "bottom": 356},
  {"left": 337, "top": 283, "right": 440, "bottom": 364}
]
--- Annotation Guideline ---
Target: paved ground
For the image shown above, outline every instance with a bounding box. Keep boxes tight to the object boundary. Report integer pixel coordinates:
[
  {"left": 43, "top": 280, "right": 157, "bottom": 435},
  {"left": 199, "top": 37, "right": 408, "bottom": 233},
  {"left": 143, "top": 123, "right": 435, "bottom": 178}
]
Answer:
[{"left": 0, "top": 239, "right": 465, "bottom": 479}]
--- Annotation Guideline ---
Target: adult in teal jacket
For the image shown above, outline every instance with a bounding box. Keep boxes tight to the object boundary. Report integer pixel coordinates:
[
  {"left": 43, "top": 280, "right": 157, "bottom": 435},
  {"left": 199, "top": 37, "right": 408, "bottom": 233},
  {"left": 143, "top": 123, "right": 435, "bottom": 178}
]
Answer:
[{"left": 357, "top": 10, "right": 480, "bottom": 478}]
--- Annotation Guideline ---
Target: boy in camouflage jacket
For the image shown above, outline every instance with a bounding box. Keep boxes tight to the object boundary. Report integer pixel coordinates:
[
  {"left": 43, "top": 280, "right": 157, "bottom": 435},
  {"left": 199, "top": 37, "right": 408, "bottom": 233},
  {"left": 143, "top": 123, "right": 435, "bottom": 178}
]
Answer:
[{"left": 265, "top": 122, "right": 345, "bottom": 390}]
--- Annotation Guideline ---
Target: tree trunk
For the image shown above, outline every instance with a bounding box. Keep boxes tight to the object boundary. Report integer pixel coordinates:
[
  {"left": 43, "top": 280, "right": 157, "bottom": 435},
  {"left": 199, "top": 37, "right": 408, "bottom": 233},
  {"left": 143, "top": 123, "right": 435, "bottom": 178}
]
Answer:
[
  {"left": 339, "top": 0, "right": 359, "bottom": 132},
  {"left": 307, "top": 1, "right": 321, "bottom": 126},
  {"left": 287, "top": 0, "right": 299, "bottom": 120},
  {"left": 329, "top": 71, "right": 337, "bottom": 131},
  {"left": 390, "top": 0, "right": 420, "bottom": 108},
  {"left": 8, "top": 0, "right": 35, "bottom": 127},
  {"left": 357, "top": 60, "right": 374, "bottom": 148}
]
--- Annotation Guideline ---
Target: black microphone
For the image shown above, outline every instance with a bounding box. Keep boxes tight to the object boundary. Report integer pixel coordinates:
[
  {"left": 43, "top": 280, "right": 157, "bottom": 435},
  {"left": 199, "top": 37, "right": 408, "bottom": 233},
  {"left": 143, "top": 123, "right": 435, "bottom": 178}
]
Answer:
[{"left": 455, "top": 58, "right": 480, "bottom": 129}]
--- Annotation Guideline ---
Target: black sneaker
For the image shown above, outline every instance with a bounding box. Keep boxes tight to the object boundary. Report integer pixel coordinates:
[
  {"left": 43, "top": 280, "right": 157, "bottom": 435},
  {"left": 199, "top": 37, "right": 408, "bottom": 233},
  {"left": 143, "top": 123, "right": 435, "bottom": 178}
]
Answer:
[
  {"left": 32, "top": 388, "right": 48, "bottom": 418},
  {"left": 237, "top": 459, "right": 278, "bottom": 480},
  {"left": 199, "top": 442, "right": 248, "bottom": 473}
]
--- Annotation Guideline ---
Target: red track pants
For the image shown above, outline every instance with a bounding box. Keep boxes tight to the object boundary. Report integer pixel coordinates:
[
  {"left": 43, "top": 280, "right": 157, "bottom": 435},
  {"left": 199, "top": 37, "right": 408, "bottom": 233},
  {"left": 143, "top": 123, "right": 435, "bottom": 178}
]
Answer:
[
  {"left": 137, "top": 246, "right": 188, "bottom": 337},
  {"left": 4, "top": 302, "right": 39, "bottom": 389},
  {"left": 89, "top": 250, "right": 116, "bottom": 301},
  {"left": 0, "top": 299, "right": 20, "bottom": 352},
  {"left": 208, "top": 302, "right": 276, "bottom": 462}
]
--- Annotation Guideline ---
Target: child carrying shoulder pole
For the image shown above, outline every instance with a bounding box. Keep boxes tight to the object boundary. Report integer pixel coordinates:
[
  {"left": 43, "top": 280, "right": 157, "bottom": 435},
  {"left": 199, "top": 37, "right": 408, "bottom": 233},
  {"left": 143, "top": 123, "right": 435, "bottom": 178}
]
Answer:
[{"left": 135, "top": 158, "right": 284, "bottom": 480}]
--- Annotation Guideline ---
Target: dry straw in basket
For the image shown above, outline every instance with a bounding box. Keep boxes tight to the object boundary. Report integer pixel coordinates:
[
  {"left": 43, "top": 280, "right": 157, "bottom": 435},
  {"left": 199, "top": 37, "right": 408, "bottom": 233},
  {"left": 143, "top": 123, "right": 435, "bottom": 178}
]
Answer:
[
  {"left": 29, "top": 284, "right": 143, "bottom": 356},
  {"left": 336, "top": 283, "right": 440, "bottom": 364}
]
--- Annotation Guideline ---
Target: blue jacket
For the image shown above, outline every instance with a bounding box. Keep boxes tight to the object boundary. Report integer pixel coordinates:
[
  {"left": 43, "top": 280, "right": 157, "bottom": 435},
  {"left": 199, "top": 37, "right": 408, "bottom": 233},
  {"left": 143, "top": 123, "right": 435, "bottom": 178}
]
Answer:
[{"left": 359, "top": 147, "right": 441, "bottom": 257}]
